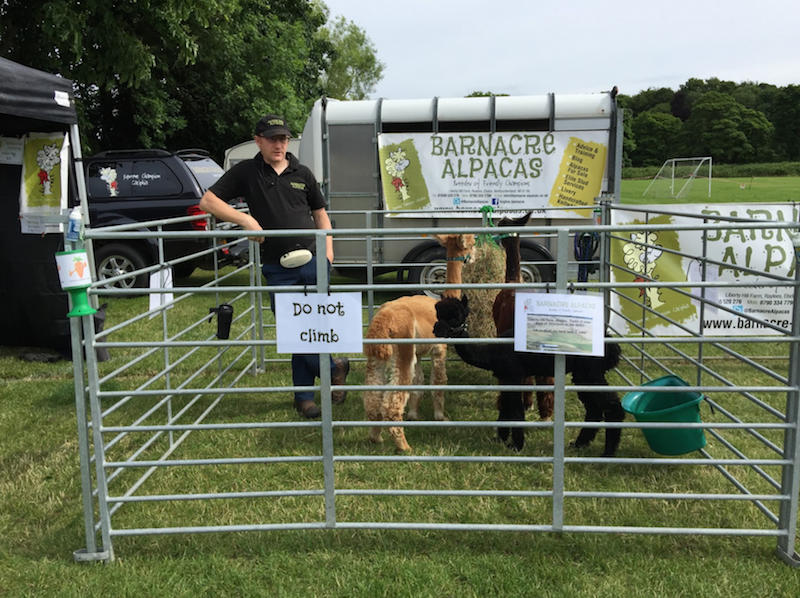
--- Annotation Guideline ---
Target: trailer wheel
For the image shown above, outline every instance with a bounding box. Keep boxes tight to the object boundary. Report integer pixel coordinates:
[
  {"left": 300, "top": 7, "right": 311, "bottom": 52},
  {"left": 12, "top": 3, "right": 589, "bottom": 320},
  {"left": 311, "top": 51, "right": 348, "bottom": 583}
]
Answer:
[
  {"left": 520, "top": 243, "right": 556, "bottom": 283},
  {"left": 405, "top": 246, "right": 448, "bottom": 298}
]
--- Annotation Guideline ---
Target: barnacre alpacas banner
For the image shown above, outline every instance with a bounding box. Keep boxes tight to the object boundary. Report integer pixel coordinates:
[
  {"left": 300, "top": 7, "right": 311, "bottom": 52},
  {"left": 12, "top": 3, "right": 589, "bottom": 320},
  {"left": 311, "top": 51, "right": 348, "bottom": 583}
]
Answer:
[
  {"left": 377, "top": 131, "right": 609, "bottom": 217},
  {"left": 609, "top": 203, "right": 798, "bottom": 337}
]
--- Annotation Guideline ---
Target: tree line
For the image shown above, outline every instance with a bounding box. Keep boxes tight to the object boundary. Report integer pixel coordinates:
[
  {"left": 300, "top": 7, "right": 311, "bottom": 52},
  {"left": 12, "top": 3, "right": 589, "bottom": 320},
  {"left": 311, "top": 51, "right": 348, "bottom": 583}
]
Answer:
[
  {"left": 619, "top": 78, "right": 800, "bottom": 168},
  {"left": 0, "top": 0, "right": 384, "bottom": 162},
  {"left": 4, "top": 2, "right": 797, "bottom": 170}
]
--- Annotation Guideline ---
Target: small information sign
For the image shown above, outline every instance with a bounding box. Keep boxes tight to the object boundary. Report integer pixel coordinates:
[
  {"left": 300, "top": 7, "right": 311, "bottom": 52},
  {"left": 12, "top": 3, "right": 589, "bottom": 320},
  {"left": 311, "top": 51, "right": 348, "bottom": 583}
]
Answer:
[{"left": 513, "top": 292, "right": 604, "bottom": 356}]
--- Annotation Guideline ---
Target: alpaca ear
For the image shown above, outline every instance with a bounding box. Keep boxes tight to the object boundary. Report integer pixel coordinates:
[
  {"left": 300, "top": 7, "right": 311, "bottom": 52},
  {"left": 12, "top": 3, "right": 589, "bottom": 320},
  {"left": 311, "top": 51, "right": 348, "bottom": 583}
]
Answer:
[{"left": 461, "top": 294, "right": 469, "bottom": 308}]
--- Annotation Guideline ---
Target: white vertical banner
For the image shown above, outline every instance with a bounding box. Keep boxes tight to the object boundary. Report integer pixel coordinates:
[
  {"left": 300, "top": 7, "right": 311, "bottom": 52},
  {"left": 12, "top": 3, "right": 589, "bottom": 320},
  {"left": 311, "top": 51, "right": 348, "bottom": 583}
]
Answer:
[{"left": 19, "top": 132, "right": 69, "bottom": 234}]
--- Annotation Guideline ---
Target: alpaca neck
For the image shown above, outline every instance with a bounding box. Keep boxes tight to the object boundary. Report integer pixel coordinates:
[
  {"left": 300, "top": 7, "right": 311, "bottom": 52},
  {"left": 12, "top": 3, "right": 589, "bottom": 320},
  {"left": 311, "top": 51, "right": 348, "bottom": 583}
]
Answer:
[
  {"left": 502, "top": 237, "right": 522, "bottom": 283},
  {"left": 442, "top": 257, "right": 465, "bottom": 298}
]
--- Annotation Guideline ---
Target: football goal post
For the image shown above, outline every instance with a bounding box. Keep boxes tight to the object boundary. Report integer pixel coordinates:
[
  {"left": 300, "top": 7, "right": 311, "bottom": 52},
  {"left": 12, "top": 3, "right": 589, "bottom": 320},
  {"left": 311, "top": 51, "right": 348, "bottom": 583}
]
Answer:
[{"left": 643, "top": 157, "right": 712, "bottom": 200}]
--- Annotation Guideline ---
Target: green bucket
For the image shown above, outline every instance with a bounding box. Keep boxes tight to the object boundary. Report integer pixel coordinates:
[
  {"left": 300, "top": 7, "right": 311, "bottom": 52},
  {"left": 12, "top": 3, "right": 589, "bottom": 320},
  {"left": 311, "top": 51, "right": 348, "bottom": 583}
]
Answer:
[{"left": 621, "top": 375, "right": 707, "bottom": 455}]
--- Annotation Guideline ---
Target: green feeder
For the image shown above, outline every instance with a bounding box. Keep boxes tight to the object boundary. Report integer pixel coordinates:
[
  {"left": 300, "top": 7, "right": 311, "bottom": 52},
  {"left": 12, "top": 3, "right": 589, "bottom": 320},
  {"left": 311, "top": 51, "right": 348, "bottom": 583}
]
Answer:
[
  {"left": 55, "top": 250, "right": 97, "bottom": 318},
  {"left": 621, "top": 375, "right": 707, "bottom": 455}
]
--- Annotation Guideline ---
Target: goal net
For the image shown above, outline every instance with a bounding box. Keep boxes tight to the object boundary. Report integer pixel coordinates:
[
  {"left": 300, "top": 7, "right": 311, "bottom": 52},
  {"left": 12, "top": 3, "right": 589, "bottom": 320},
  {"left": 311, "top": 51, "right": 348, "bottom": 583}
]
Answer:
[{"left": 643, "top": 157, "right": 712, "bottom": 200}]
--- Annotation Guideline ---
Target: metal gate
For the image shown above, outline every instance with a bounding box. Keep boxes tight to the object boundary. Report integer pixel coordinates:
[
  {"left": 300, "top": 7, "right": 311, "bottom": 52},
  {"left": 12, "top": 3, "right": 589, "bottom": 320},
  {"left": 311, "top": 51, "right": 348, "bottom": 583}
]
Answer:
[{"left": 69, "top": 205, "right": 800, "bottom": 566}]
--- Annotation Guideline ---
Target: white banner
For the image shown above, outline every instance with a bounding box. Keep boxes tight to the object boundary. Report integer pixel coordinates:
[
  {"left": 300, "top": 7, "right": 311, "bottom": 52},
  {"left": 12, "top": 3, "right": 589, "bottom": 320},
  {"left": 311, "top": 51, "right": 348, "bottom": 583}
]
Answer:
[
  {"left": 610, "top": 203, "right": 797, "bottom": 336},
  {"left": 377, "top": 131, "right": 609, "bottom": 218}
]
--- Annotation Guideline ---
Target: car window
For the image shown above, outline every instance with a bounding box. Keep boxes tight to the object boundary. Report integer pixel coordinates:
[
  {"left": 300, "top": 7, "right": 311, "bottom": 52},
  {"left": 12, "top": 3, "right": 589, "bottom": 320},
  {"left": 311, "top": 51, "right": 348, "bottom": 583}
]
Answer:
[
  {"left": 87, "top": 161, "right": 133, "bottom": 198},
  {"left": 184, "top": 157, "right": 224, "bottom": 192},
  {"left": 131, "top": 160, "right": 182, "bottom": 197},
  {"left": 87, "top": 159, "right": 182, "bottom": 198}
]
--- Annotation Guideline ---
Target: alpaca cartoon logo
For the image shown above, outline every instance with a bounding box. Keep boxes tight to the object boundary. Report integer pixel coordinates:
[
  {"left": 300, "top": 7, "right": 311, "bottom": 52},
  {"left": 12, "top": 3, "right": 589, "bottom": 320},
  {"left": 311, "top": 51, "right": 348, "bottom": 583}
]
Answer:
[
  {"left": 35, "top": 143, "right": 60, "bottom": 196},
  {"left": 100, "top": 167, "right": 119, "bottom": 196},
  {"left": 384, "top": 147, "right": 411, "bottom": 201},
  {"left": 622, "top": 231, "right": 665, "bottom": 309}
]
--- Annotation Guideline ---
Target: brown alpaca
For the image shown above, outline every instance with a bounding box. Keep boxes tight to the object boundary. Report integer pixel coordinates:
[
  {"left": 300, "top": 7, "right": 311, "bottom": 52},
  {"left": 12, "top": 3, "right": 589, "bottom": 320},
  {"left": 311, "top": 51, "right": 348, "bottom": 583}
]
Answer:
[
  {"left": 491, "top": 214, "right": 555, "bottom": 421},
  {"left": 363, "top": 234, "right": 475, "bottom": 452}
]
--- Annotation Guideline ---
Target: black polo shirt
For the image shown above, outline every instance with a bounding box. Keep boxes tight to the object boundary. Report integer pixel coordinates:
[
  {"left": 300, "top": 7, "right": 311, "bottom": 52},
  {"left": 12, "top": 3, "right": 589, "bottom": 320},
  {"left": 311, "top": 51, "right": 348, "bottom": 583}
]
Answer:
[{"left": 209, "top": 152, "right": 326, "bottom": 263}]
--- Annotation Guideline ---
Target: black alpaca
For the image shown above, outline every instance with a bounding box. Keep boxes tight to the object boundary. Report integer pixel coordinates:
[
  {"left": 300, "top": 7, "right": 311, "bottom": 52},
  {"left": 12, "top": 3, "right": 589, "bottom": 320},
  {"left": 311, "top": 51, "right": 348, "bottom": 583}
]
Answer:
[{"left": 434, "top": 295, "right": 625, "bottom": 456}]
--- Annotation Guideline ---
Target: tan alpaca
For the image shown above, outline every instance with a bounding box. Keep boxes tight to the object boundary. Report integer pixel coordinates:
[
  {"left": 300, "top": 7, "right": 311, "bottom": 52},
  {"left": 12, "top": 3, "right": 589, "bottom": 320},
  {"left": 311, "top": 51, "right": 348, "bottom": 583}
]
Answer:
[{"left": 363, "top": 234, "right": 475, "bottom": 453}]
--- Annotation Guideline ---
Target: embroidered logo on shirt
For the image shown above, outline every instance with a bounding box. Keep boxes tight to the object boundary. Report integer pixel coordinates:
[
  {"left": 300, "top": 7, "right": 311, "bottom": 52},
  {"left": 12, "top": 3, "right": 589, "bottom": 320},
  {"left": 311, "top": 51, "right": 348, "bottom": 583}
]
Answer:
[{"left": 290, "top": 182, "right": 306, "bottom": 191}]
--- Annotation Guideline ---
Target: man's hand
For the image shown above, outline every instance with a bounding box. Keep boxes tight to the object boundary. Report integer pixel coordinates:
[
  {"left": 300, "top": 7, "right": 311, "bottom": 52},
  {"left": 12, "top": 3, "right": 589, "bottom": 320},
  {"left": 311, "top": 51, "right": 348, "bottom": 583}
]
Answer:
[{"left": 240, "top": 213, "right": 265, "bottom": 244}]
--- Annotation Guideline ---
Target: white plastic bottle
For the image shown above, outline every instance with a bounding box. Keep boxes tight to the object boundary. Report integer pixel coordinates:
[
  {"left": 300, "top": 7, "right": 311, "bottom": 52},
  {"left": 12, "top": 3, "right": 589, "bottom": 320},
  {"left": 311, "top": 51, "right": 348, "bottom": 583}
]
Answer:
[{"left": 66, "top": 206, "right": 82, "bottom": 242}]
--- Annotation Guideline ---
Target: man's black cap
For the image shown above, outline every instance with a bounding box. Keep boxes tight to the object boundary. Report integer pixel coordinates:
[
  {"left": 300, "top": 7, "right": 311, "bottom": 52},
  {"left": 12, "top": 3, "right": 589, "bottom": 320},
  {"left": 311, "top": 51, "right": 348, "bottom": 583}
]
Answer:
[{"left": 255, "top": 115, "right": 291, "bottom": 138}]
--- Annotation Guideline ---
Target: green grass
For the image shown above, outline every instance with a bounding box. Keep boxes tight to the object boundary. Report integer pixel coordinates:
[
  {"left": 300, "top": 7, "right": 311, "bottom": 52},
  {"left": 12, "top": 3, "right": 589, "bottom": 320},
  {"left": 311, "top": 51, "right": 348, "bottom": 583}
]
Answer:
[
  {"left": 3, "top": 265, "right": 800, "bottom": 595},
  {"left": 620, "top": 176, "right": 800, "bottom": 205}
]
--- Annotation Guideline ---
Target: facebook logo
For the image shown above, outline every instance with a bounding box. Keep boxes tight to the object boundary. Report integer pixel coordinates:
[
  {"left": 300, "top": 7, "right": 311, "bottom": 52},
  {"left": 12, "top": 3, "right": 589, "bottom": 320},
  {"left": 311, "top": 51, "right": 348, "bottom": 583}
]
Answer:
[{"left": 491, "top": 197, "right": 499, "bottom": 206}]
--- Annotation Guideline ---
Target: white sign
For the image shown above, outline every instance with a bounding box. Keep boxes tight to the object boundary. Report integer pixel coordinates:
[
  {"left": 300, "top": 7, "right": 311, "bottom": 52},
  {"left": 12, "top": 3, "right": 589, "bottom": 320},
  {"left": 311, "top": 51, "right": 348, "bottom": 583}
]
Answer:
[
  {"left": 377, "top": 131, "right": 609, "bottom": 218},
  {"left": 149, "top": 267, "right": 174, "bottom": 318},
  {"left": 610, "top": 203, "right": 797, "bottom": 336},
  {"left": 275, "top": 292, "right": 363, "bottom": 354},
  {"left": 514, "top": 291, "right": 605, "bottom": 356},
  {"left": 0, "top": 136, "right": 24, "bottom": 165}
]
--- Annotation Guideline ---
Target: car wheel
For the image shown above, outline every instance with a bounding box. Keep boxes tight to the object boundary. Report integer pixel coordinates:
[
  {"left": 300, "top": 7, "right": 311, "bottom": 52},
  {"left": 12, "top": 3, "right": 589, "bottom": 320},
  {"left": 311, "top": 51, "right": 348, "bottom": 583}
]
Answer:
[
  {"left": 172, "top": 263, "right": 196, "bottom": 279},
  {"left": 95, "top": 243, "right": 149, "bottom": 290},
  {"left": 406, "top": 246, "right": 448, "bottom": 299}
]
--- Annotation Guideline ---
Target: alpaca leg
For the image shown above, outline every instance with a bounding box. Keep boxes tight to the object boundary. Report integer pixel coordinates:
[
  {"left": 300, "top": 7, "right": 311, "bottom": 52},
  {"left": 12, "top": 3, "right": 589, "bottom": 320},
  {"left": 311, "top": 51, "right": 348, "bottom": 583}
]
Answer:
[
  {"left": 363, "top": 356, "right": 387, "bottom": 445},
  {"left": 601, "top": 395, "right": 625, "bottom": 457},
  {"left": 571, "top": 391, "right": 603, "bottom": 450},
  {"left": 497, "top": 389, "right": 526, "bottom": 451},
  {"left": 384, "top": 388, "right": 412, "bottom": 453},
  {"left": 495, "top": 392, "right": 510, "bottom": 444},
  {"left": 522, "top": 376, "right": 533, "bottom": 411},
  {"left": 385, "top": 345, "right": 415, "bottom": 453},
  {"left": 429, "top": 344, "right": 448, "bottom": 421},
  {"left": 405, "top": 347, "right": 423, "bottom": 421},
  {"left": 406, "top": 357, "right": 424, "bottom": 420},
  {"left": 536, "top": 375, "right": 555, "bottom": 421}
]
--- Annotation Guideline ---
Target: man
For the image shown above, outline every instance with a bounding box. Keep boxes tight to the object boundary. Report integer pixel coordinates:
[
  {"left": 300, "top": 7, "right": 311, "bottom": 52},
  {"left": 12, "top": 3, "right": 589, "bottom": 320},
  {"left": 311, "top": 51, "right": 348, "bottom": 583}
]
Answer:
[{"left": 199, "top": 114, "right": 349, "bottom": 419}]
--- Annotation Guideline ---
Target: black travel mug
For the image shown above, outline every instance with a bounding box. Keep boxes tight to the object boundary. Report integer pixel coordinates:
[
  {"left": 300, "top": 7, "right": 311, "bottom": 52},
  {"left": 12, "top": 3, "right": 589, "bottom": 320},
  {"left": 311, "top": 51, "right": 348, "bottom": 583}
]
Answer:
[{"left": 209, "top": 303, "right": 234, "bottom": 339}]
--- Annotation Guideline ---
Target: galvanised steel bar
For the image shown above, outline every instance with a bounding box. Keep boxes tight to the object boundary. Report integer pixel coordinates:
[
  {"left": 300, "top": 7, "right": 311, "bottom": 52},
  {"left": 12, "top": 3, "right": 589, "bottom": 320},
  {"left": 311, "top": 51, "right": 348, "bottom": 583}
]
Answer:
[{"left": 776, "top": 236, "right": 800, "bottom": 566}]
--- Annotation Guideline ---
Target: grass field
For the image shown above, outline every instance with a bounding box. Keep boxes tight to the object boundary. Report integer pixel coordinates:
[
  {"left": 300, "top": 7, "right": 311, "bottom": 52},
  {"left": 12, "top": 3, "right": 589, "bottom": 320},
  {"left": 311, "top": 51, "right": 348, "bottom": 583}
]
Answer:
[
  {"left": 4, "top": 259, "right": 800, "bottom": 597},
  {"left": 4, "top": 179, "right": 800, "bottom": 596},
  {"left": 620, "top": 176, "right": 800, "bottom": 205}
]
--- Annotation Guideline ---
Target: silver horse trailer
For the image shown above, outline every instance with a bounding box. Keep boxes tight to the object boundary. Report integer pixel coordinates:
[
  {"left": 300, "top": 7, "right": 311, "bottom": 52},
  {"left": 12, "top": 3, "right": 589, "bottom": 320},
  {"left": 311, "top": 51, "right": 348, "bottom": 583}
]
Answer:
[{"left": 298, "top": 89, "right": 623, "bottom": 287}]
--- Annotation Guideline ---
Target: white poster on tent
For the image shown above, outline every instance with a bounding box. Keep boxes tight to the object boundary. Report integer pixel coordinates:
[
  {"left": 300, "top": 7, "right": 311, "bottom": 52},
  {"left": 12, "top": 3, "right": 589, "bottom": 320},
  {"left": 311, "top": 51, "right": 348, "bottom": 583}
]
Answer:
[
  {"left": 0, "top": 136, "right": 23, "bottom": 165},
  {"left": 609, "top": 203, "right": 798, "bottom": 337},
  {"left": 19, "top": 132, "right": 69, "bottom": 234}
]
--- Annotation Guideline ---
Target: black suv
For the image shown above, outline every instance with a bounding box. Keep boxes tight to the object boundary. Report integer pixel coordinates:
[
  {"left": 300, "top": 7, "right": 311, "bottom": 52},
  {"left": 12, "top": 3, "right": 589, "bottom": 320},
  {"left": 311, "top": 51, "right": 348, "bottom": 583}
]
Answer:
[{"left": 85, "top": 149, "right": 236, "bottom": 289}]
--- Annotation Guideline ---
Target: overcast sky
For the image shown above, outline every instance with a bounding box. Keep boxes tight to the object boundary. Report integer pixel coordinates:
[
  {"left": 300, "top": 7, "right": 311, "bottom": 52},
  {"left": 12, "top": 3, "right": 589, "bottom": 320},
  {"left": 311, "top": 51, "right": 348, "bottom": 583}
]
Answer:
[{"left": 322, "top": 0, "right": 799, "bottom": 100}]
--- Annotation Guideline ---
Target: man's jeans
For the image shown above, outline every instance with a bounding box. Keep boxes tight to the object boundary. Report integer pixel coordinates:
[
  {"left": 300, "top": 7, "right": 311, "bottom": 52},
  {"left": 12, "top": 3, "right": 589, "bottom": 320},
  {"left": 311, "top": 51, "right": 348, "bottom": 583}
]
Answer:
[{"left": 262, "top": 256, "right": 336, "bottom": 404}]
